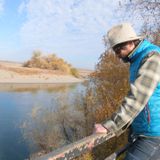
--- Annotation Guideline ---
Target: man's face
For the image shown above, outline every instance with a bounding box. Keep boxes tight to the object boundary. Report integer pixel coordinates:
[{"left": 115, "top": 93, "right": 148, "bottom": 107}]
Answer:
[{"left": 113, "top": 41, "right": 135, "bottom": 59}]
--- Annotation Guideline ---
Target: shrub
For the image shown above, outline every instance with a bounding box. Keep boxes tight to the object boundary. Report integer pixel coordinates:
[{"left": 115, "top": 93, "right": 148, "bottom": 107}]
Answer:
[
  {"left": 70, "top": 68, "right": 80, "bottom": 78},
  {"left": 83, "top": 51, "right": 130, "bottom": 159},
  {"left": 23, "top": 51, "right": 79, "bottom": 76}
]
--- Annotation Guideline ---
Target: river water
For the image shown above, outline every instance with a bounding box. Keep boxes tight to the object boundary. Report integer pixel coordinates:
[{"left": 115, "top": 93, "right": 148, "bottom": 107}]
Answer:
[{"left": 0, "top": 83, "right": 85, "bottom": 160}]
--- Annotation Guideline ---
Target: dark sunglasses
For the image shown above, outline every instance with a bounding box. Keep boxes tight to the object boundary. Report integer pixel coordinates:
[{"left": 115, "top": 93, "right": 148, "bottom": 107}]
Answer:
[{"left": 113, "top": 42, "right": 129, "bottom": 53}]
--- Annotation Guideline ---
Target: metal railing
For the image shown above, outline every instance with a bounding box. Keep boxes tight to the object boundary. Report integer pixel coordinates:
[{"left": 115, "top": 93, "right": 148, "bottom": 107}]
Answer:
[{"left": 33, "top": 132, "right": 116, "bottom": 160}]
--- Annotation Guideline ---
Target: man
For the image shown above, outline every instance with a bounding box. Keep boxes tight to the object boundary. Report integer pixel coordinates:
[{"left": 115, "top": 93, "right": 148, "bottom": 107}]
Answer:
[{"left": 94, "top": 23, "right": 160, "bottom": 160}]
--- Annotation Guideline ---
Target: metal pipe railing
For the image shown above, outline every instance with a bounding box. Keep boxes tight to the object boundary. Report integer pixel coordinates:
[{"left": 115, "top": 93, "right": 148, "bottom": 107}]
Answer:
[{"left": 33, "top": 132, "right": 115, "bottom": 160}]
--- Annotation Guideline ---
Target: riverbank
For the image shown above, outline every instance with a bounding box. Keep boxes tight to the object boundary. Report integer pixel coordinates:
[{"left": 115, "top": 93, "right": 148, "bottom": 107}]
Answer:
[{"left": 0, "top": 60, "right": 92, "bottom": 84}]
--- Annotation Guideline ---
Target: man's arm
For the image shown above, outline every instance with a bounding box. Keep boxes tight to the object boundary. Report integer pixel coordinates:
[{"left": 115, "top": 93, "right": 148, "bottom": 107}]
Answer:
[{"left": 102, "top": 53, "right": 160, "bottom": 136}]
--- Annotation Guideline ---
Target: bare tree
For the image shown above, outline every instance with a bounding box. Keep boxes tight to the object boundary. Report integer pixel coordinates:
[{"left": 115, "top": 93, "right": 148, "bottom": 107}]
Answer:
[{"left": 119, "top": 0, "right": 160, "bottom": 45}]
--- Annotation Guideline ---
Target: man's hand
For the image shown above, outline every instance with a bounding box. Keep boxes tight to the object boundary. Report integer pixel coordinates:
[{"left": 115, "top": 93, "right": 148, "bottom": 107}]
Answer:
[
  {"left": 94, "top": 123, "right": 108, "bottom": 134},
  {"left": 87, "top": 123, "right": 108, "bottom": 150}
]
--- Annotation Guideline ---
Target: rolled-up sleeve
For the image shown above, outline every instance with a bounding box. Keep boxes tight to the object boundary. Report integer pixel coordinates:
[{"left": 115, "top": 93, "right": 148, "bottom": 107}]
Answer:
[{"left": 102, "top": 53, "right": 160, "bottom": 136}]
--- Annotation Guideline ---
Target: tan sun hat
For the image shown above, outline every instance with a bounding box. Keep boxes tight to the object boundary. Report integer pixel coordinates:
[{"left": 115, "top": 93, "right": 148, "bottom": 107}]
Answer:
[{"left": 107, "top": 23, "right": 142, "bottom": 48}]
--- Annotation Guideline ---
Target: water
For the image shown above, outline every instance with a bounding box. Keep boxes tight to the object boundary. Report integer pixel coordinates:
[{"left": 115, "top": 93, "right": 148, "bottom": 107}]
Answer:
[{"left": 0, "top": 83, "right": 85, "bottom": 160}]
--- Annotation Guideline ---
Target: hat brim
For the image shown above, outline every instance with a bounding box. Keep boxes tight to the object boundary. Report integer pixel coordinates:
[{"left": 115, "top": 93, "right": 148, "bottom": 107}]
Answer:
[{"left": 111, "top": 36, "right": 144, "bottom": 48}]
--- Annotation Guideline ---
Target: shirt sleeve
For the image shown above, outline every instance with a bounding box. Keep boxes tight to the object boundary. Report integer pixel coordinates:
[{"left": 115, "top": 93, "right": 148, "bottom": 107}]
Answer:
[{"left": 102, "top": 52, "right": 160, "bottom": 136}]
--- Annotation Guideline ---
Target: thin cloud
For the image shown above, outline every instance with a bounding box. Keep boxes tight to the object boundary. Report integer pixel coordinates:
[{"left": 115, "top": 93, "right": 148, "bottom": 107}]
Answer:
[
  {"left": 18, "top": 0, "right": 122, "bottom": 68},
  {"left": 0, "top": 0, "right": 4, "bottom": 14},
  {"left": 18, "top": 1, "right": 26, "bottom": 14},
  {"left": 19, "top": 0, "right": 120, "bottom": 45}
]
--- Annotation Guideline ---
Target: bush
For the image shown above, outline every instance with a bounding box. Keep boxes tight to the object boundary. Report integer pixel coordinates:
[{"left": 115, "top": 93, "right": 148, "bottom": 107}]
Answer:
[
  {"left": 70, "top": 68, "right": 80, "bottom": 78},
  {"left": 23, "top": 51, "right": 79, "bottom": 76},
  {"left": 84, "top": 51, "right": 130, "bottom": 159}
]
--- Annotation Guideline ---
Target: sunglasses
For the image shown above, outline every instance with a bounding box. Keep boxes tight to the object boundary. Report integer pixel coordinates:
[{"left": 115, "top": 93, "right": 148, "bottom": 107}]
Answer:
[{"left": 113, "top": 42, "right": 129, "bottom": 53}]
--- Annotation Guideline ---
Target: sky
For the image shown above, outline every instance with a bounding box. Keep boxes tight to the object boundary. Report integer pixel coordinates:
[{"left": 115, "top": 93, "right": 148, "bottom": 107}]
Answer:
[{"left": 0, "top": 0, "right": 134, "bottom": 69}]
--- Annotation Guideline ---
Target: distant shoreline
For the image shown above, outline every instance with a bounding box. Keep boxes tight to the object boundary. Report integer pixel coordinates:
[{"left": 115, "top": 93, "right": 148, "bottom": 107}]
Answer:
[{"left": 0, "top": 60, "right": 92, "bottom": 84}]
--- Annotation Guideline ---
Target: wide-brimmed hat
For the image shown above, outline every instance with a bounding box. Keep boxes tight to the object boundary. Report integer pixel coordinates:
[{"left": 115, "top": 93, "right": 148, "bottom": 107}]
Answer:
[{"left": 107, "top": 23, "right": 142, "bottom": 48}]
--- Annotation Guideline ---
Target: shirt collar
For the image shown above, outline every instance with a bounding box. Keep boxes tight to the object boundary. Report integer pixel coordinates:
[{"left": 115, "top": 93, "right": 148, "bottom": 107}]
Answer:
[{"left": 128, "top": 39, "right": 150, "bottom": 62}]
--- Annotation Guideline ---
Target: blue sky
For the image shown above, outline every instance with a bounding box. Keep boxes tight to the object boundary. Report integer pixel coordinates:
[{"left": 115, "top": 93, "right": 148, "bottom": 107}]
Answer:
[{"left": 0, "top": 0, "right": 135, "bottom": 69}]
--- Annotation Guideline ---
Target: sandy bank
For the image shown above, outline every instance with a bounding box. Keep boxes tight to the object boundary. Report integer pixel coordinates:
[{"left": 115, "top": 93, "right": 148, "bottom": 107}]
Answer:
[{"left": 0, "top": 60, "right": 91, "bottom": 84}]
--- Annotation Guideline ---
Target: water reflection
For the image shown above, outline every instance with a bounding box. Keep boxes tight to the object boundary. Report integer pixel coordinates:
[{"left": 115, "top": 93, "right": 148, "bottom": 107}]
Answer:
[
  {"left": 0, "top": 83, "right": 85, "bottom": 160},
  {"left": 0, "top": 83, "right": 79, "bottom": 93}
]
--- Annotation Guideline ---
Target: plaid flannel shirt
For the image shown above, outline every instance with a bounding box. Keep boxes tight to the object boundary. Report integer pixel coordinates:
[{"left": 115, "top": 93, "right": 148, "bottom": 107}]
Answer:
[{"left": 102, "top": 52, "right": 160, "bottom": 136}]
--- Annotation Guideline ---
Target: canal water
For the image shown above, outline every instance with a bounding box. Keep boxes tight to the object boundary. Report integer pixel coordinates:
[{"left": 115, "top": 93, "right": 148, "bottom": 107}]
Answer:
[{"left": 0, "top": 83, "right": 85, "bottom": 160}]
